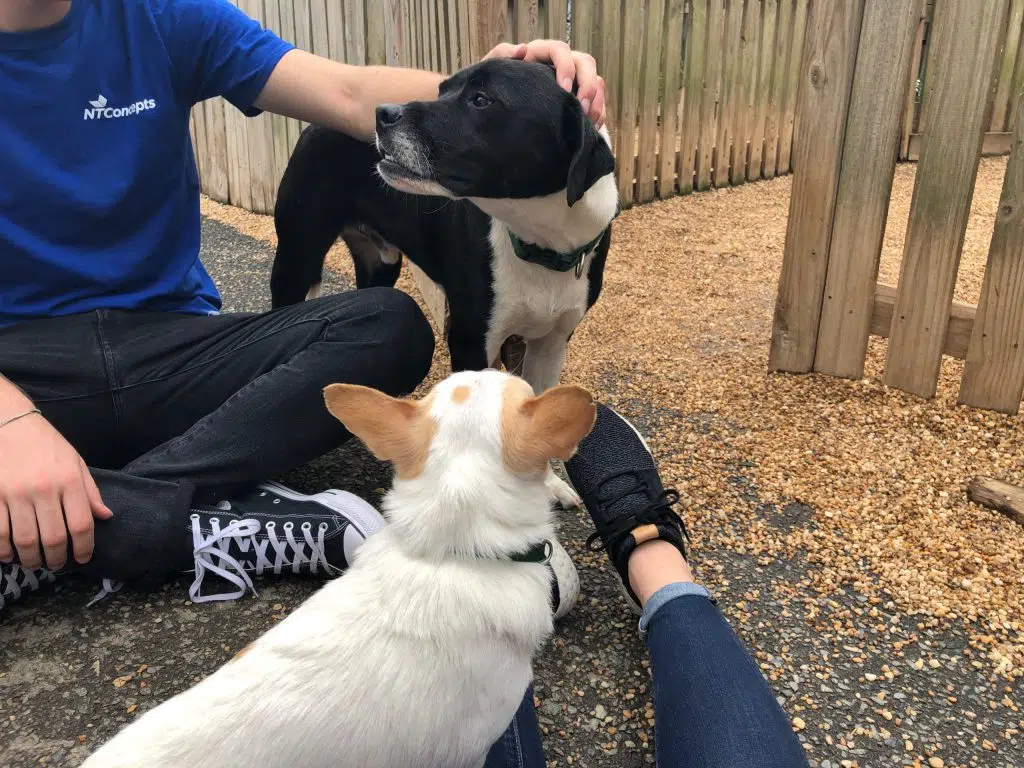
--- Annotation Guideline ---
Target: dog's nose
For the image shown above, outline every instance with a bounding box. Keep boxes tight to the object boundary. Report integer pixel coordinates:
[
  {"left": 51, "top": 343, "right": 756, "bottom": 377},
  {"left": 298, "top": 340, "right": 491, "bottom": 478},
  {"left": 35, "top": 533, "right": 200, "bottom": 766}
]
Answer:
[{"left": 376, "top": 104, "right": 404, "bottom": 129}]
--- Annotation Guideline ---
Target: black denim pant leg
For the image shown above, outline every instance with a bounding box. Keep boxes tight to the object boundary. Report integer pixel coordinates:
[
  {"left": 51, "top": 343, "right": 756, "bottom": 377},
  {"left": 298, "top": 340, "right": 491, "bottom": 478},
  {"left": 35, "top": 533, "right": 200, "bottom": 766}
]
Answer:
[
  {"left": 0, "top": 288, "right": 434, "bottom": 584},
  {"left": 0, "top": 313, "right": 193, "bottom": 584}
]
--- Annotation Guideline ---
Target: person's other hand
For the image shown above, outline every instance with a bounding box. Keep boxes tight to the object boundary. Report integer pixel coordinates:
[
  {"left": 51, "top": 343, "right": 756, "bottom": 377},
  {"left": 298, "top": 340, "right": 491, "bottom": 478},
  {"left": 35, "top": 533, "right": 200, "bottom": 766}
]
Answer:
[
  {"left": 0, "top": 412, "right": 112, "bottom": 570},
  {"left": 484, "top": 40, "right": 606, "bottom": 128}
]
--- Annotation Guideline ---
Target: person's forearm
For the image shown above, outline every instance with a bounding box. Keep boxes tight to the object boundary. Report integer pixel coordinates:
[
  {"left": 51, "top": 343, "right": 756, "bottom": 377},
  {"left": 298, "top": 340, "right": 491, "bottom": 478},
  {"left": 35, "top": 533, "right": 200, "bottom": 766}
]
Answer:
[
  {"left": 254, "top": 50, "right": 444, "bottom": 143},
  {"left": 0, "top": 375, "right": 34, "bottom": 418}
]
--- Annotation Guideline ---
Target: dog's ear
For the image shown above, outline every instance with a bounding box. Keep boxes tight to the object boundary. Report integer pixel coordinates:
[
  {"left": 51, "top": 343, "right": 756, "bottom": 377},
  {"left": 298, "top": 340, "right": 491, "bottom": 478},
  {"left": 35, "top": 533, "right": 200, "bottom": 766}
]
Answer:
[
  {"left": 323, "top": 383, "right": 436, "bottom": 479},
  {"left": 564, "top": 99, "right": 616, "bottom": 207},
  {"left": 503, "top": 383, "right": 597, "bottom": 473}
]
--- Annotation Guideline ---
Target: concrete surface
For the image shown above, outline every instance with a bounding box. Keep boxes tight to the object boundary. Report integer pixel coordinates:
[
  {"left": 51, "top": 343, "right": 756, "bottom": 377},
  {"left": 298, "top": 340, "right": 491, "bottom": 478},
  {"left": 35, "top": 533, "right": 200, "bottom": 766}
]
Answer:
[{"left": 1, "top": 218, "right": 1019, "bottom": 768}]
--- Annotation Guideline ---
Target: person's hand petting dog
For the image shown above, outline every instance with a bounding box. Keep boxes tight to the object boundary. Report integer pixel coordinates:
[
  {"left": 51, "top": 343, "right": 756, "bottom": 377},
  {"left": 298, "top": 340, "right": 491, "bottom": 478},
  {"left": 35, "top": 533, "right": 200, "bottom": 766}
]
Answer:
[{"left": 484, "top": 39, "right": 607, "bottom": 128}]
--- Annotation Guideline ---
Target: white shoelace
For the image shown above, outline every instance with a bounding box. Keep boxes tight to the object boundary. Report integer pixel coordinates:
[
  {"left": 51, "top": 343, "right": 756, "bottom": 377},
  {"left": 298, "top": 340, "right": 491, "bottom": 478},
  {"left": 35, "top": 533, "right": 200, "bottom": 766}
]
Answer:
[
  {"left": 0, "top": 565, "right": 55, "bottom": 610},
  {"left": 188, "top": 514, "right": 339, "bottom": 603}
]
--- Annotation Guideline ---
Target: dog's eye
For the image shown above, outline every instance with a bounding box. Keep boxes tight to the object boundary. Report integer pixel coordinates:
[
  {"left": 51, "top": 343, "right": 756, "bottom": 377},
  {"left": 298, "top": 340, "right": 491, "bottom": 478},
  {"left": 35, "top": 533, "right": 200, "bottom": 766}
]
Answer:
[{"left": 469, "top": 92, "right": 492, "bottom": 109}]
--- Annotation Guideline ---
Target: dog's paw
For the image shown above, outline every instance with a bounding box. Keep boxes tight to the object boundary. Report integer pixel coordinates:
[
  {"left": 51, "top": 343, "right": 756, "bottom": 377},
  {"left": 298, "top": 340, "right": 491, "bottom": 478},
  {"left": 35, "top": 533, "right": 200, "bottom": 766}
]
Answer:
[{"left": 546, "top": 471, "right": 582, "bottom": 510}]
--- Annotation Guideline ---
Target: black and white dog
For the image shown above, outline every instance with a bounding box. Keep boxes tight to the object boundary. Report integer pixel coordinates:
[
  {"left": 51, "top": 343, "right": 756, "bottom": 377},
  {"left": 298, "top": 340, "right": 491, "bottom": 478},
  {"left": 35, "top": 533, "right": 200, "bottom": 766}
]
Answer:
[{"left": 270, "top": 59, "right": 617, "bottom": 502}]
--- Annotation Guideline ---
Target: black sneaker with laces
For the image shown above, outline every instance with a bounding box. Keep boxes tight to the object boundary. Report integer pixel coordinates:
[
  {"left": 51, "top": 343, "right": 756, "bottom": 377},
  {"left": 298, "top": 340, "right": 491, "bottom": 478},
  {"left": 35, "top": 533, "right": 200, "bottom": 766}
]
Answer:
[
  {"left": 0, "top": 564, "right": 55, "bottom": 611},
  {"left": 182, "top": 481, "right": 387, "bottom": 603},
  {"left": 564, "top": 403, "right": 688, "bottom": 614}
]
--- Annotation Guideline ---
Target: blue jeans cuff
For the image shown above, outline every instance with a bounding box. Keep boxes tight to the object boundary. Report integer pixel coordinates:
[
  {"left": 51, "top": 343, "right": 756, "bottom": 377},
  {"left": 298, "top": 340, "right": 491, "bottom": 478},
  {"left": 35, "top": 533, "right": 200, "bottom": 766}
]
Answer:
[{"left": 638, "top": 581, "right": 712, "bottom": 634}]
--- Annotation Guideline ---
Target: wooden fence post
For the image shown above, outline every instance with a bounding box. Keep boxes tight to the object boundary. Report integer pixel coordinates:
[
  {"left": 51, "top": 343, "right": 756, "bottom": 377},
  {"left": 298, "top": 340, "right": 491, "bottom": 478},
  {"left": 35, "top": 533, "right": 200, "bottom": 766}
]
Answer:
[
  {"left": 883, "top": 0, "right": 1010, "bottom": 398},
  {"left": 469, "top": 0, "right": 507, "bottom": 60},
  {"left": 958, "top": 87, "right": 1024, "bottom": 414},
  {"left": 813, "top": 0, "right": 919, "bottom": 379},
  {"left": 768, "top": 0, "right": 866, "bottom": 374}
]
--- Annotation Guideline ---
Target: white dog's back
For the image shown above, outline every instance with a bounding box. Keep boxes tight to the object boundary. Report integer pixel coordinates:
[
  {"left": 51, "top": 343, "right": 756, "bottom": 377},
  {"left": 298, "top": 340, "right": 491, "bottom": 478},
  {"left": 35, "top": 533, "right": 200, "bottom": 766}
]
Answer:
[
  {"left": 86, "top": 532, "right": 552, "bottom": 768},
  {"left": 82, "top": 370, "right": 596, "bottom": 768}
]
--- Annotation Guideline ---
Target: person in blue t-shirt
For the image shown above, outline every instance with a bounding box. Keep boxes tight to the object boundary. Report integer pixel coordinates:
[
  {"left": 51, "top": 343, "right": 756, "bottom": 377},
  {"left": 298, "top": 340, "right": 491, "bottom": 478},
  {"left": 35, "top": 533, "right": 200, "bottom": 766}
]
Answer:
[{"left": 0, "top": 0, "right": 607, "bottom": 609}]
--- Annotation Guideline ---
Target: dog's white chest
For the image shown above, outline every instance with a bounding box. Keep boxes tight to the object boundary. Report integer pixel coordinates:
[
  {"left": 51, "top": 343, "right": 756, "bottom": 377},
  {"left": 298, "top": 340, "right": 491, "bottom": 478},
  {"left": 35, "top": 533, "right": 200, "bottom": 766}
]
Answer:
[{"left": 486, "top": 222, "right": 591, "bottom": 354}]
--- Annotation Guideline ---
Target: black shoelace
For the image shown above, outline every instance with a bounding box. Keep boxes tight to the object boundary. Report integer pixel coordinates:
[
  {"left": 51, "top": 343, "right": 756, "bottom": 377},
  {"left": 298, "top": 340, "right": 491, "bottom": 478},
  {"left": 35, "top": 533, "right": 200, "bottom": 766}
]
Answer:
[{"left": 584, "top": 469, "right": 689, "bottom": 552}]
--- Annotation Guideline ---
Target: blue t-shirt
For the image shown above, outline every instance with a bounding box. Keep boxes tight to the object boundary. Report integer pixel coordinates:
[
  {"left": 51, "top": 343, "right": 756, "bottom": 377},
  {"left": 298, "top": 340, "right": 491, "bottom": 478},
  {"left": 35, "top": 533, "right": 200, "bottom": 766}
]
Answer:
[{"left": 0, "top": 0, "right": 294, "bottom": 327}]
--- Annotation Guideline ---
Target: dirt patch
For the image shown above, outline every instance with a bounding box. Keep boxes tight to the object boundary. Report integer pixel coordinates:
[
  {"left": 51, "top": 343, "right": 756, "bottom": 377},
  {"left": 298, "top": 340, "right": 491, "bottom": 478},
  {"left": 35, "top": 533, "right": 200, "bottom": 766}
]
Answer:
[{"left": 201, "top": 156, "right": 1023, "bottom": 681}]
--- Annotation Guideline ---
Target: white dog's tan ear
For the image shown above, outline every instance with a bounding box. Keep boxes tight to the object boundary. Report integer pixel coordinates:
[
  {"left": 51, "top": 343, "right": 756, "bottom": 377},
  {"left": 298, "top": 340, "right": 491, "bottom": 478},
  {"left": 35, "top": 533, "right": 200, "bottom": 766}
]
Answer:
[
  {"left": 323, "top": 383, "right": 436, "bottom": 479},
  {"left": 503, "top": 383, "right": 597, "bottom": 473}
]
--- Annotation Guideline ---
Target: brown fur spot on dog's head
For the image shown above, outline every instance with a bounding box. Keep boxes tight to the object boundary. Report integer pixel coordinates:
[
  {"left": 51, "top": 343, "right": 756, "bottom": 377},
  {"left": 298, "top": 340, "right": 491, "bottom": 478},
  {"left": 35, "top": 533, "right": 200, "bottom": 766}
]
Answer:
[
  {"left": 451, "top": 385, "right": 471, "bottom": 404},
  {"left": 323, "top": 384, "right": 437, "bottom": 479},
  {"left": 501, "top": 379, "right": 596, "bottom": 475}
]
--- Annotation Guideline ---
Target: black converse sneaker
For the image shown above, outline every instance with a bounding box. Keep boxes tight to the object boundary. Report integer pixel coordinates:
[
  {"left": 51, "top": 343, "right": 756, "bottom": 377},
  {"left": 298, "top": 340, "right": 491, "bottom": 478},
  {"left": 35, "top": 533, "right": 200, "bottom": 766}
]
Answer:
[
  {"left": 0, "top": 564, "right": 55, "bottom": 611},
  {"left": 564, "top": 403, "right": 688, "bottom": 614},
  {"left": 185, "top": 481, "right": 386, "bottom": 603}
]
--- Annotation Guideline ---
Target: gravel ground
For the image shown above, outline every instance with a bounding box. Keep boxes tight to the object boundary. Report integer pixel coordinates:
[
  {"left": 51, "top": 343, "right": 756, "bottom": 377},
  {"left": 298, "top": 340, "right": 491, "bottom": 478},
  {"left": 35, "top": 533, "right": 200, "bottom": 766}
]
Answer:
[{"left": 3, "top": 162, "right": 1022, "bottom": 768}]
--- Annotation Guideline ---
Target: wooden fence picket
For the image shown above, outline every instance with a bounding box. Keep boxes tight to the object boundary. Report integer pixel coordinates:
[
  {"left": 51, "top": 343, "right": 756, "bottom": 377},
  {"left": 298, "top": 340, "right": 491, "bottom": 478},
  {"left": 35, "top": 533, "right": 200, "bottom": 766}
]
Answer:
[
  {"left": 186, "top": 0, "right": 1024, "bottom": 222},
  {"left": 884, "top": 0, "right": 1010, "bottom": 398}
]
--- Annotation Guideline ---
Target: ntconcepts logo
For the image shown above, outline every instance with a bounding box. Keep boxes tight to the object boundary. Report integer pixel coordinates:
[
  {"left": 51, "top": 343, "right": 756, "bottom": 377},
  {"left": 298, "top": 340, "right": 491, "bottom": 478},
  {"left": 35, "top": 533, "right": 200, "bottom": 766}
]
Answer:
[{"left": 83, "top": 94, "right": 157, "bottom": 120}]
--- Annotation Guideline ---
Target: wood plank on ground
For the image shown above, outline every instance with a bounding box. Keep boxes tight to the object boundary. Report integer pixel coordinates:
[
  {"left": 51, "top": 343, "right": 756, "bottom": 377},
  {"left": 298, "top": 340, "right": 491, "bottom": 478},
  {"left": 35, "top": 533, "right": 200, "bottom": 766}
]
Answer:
[
  {"left": 768, "top": 0, "right": 866, "bottom": 373},
  {"left": 967, "top": 476, "right": 1024, "bottom": 527},
  {"left": 814, "top": 0, "right": 919, "bottom": 380},
  {"left": 958, "top": 93, "right": 1024, "bottom": 414},
  {"left": 696, "top": 0, "right": 723, "bottom": 191},
  {"left": 616, "top": 0, "right": 646, "bottom": 205},
  {"left": 870, "top": 283, "right": 975, "bottom": 360},
  {"left": 714, "top": 0, "right": 743, "bottom": 188},
  {"left": 749, "top": 0, "right": 777, "bottom": 180},
  {"left": 777, "top": 0, "right": 808, "bottom": 173},
  {"left": 636, "top": 0, "right": 667, "bottom": 203},
  {"left": 679, "top": 0, "right": 707, "bottom": 194},
  {"left": 658, "top": 0, "right": 687, "bottom": 197},
  {"left": 884, "top": 0, "right": 1010, "bottom": 398}
]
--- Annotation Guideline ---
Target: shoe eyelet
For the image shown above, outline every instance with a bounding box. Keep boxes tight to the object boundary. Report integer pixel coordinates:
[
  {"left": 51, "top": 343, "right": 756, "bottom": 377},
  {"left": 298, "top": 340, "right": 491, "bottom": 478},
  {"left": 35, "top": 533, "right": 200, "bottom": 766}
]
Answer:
[
  {"left": 319, "top": 522, "right": 328, "bottom": 531},
  {"left": 273, "top": 498, "right": 281, "bottom": 504},
  {"left": 260, "top": 491, "right": 267, "bottom": 497},
  {"left": 301, "top": 522, "right": 312, "bottom": 531},
  {"left": 209, "top": 517, "right": 219, "bottom": 525},
  {"left": 189, "top": 513, "right": 200, "bottom": 522},
  {"left": 283, "top": 522, "right": 294, "bottom": 531},
  {"left": 266, "top": 521, "right": 276, "bottom": 530}
]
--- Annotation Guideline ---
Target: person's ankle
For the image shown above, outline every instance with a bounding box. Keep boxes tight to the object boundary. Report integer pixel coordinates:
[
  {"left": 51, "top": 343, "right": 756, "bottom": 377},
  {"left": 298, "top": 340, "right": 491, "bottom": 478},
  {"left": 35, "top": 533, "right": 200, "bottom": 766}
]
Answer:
[{"left": 627, "top": 540, "right": 694, "bottom": 608}]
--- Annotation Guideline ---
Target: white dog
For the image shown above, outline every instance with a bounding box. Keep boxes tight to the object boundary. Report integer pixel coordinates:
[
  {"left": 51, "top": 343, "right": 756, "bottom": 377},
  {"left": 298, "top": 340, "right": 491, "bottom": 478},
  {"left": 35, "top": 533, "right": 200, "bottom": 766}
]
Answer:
[{"left": 80, "top": 369, "right": 596, "bottom": 768}]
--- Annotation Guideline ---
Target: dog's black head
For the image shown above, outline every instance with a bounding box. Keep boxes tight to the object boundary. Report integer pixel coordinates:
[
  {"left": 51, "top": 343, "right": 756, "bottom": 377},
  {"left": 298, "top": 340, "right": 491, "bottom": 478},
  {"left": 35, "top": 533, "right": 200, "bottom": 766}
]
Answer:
[{"left": 374, "top": 58, "right": 616, "bottom": 207}]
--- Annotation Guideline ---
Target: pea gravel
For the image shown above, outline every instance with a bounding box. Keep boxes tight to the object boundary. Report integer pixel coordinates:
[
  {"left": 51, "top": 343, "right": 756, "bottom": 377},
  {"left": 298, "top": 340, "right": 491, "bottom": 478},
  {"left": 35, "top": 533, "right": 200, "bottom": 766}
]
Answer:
[{"left": 0, "top": 160, "right": 1019, "bottom": 768}]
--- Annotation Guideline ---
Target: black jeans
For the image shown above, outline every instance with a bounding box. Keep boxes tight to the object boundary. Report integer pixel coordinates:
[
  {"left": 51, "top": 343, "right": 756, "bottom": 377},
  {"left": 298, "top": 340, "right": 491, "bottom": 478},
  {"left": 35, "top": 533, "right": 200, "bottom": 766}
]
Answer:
[{"left": 0, "top": 288, "right": 434, "bottom": 584}]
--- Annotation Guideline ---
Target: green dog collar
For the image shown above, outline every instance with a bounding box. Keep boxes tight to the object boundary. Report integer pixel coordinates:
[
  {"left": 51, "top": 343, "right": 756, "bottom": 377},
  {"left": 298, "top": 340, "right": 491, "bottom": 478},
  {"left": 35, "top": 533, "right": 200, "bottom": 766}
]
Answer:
[{"left": 507, "top": 540, "right": 553, "bottom": 565}]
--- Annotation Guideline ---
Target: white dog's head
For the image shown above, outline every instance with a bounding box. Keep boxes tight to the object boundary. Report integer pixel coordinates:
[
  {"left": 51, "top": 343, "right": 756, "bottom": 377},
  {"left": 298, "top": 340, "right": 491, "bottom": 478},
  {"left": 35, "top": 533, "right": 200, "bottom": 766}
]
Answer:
[{"left": 323, "top": 369, "right": 596, "bottom": 559}]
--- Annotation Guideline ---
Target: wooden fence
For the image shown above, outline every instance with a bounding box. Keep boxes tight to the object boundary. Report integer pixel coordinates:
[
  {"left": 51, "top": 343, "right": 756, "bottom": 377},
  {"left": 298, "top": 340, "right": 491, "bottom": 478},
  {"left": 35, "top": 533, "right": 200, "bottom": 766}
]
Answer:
[
  {"left": 770, "top": 0, "right": 1024, "bottom": 415},
  {"left": 190, "top": 1, "right": 1024, "bottom": 214}
]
